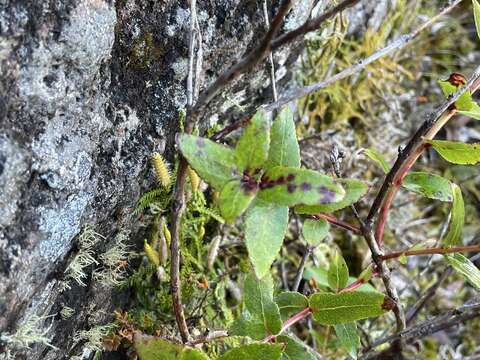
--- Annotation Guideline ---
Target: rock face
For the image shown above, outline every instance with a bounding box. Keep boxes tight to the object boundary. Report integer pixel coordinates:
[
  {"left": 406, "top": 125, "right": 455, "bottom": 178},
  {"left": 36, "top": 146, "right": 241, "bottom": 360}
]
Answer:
[{"left": 0, "top": 0, "right": 387, "bottom": 358}]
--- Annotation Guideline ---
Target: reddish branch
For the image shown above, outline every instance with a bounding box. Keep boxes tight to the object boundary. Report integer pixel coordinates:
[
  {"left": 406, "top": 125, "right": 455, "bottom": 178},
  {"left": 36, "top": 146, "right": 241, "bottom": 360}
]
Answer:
[
  {"left": 380, "top": 244, "right": 480, "bottom": 261},
  {"left": 314, "top": 213, "right": 361, "bottom": 235}
]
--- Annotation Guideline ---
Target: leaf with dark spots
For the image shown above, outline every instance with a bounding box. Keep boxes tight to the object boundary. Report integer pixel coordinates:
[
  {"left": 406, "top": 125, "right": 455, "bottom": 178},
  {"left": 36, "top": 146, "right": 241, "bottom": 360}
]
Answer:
[
  {"left": 219, "top": 180, "right": 256, "bottom": 222},
  {"left": 295, "top": 179, "right": 368, "bottom": 214},
  {"left": 178, "top": 134, "right": 237, "bottom": 191},
  {"left": 257, "top": 167, "right": 344, "bottom": 207}
]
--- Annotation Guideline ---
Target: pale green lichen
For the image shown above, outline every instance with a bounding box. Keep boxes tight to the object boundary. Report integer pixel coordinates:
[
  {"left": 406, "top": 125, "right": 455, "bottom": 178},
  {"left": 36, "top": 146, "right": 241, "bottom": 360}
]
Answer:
[
  {"left": 74, "top": 324, "right": 116, "bottom": 352},
  {"left": 93, "top": 231, "right": 130, "bottom": 287},
  {"left": 0, "top": 314, "right": 58, "bottom": 351}
]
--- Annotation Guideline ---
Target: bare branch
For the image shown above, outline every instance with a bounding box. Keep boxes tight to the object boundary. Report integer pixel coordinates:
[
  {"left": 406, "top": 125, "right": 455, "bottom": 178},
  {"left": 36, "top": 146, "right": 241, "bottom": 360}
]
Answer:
[
  {"left": 380, "top": 244, "right": 480, "bottom": 261},
  {"left": 264, "top": 0, "right": 463, "bottom": 112},
  {"left": 263, "top": 0, "right": 278, "bottom": 102}
]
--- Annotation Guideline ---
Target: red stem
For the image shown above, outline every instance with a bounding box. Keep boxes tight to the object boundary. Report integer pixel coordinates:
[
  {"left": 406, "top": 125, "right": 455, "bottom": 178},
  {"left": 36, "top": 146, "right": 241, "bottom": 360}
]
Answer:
[
  {"left": 380, "top": 244, "right": 480, "bottom": 261},
  {"left": 263, "top": 307, "right": 313, "bottom": 343},
  {"left": 314, "top": 213, "right": 361, "bottom": 235}
]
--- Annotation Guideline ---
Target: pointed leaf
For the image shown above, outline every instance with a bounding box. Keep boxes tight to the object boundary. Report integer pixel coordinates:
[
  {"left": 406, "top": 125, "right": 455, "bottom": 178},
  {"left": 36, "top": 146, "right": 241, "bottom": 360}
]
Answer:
[
  {"left": 277, "top": 335, "right": 317, "bottom": 360},
  {"left": 426, "top": 139, "right": 480, "bottom": 165},
  {"left": 178, "top": 134, "right": 237, "bottom": 190},
  {"left": 235, "top": 109, "right": 270, "bottom": 171},
  {"left": 302, "top": 219, "right": 329, "bottom": 246},
  {"left": 219, "top": 180, "right": 256, "bottom": 222},
  {"left": 258, "top": 167, "right": 345, "bottom": 207},
  {"left": 443, "top": 183, "right": 464, "bottom": 247},
  {"left": 473, "top": 0, "right": 480, "bottom": 41},
  {"left": 266, "top": 106, "right": 300, "bottom": 169},
  {"left": 244, "top": 273, "right": 282, "bottom": 336},
  {"left": 445, "top": 253, "right": 480, "bottom": 290},
  {"left": 438, "top": 80, "right": 474, "bottom": 111},
  {"left": 245, "top": 199, "right": 289, "bottom": 278},
  {"left": 402, "top": 172, "right": 453, "bottom": 202},
  {"left": 218, "top": 344, "right": 282, "bottom": 360},
  {"left": 274, "top": 292, "right": 309, "bottom": 320},
  {"left": 328, "top": 252, "right": 349, "bottom": 291},
  {"left": 309, "top": 291, "right": 388, "bottom": 325},
  {"left": 458, "top": 102, "right": 480, "bottom": 120},
  {"left": 335, "top": 323, "right": 360, "bottom": 359},
  {"left": 363, "top": 148, "right": 391, "bottom": 173},
  {"left": 295, "top": 179, "right": 368, "bottom": 214}
]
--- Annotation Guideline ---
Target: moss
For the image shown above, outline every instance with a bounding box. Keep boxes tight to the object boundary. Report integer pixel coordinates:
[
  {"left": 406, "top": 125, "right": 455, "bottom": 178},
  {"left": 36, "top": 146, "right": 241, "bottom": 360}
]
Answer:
[{"left": 126, "top": 32, "right": 164, "bottom": 70}]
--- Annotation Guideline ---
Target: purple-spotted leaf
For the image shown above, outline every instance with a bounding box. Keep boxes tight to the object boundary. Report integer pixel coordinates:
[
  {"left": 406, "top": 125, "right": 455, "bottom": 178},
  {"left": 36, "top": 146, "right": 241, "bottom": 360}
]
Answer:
[
  {"left": 295, "top": 179, "right": 367, "bottom": 214},
  {"left": 438, "top": 80, "right": 474, "bottom": 111},
  {"left": 443, "top": 183, "right": 464, "bottom": 247},
  {"left": 266, "top": 106, "right": 300, "bottom": 169},
  {"left": 257, "top": 166, "right": 345, "bottom": 207},
  {"left": 178, "top": 134, "right": 237, "bottom": 191},
  {"left": 309, "top": 291, "right": 388, "bottom": 325},
  {"left": 217, "top": 344, "right": 282, "bottom": 360},
  {"left": 230, "top": 273, "right": 282, "bottom": 339},
  {"left": 219, "top": 180, "right": 256, "bottom": 222},
  {"left": 444, "top": 253, "right": 480, "bottom": 290},
  {"left": 335, "top": 323, "right": 360, "bottom": 359},
  {"left": 245, "top": 199, "right": 289, "bottom": 278},
  {"left": 328, "top": 252, "right": 349, "bottom": 291},
  {"left": 274, "top": 291, "right": 309, "bottom": 320},
  {"left": 402, "top": 172, "right": 453, "bottom": 202},
  {"left": 425, "top": 139, "right": 480, "bottom": 165},
  {"left": 302, "top": 218, "right": 329, "bottom": 246},
  {"left": 235, "top": 109, "right": 271, "bottom": 171}
]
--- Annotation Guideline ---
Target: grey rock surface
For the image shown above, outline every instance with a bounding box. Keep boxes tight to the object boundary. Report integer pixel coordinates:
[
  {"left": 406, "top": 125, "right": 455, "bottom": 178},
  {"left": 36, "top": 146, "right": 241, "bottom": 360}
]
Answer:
[{"left": 0, "top": 0, "right": 320, "bottom": 358}]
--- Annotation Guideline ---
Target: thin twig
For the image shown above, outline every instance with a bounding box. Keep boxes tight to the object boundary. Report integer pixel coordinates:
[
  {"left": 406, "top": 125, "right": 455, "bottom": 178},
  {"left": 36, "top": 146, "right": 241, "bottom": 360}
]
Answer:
[
  {"left": 313, "top": 213, "right": 361, "bottom": 235},
  {"left": 264, "top": 0, "right": 463, "bottom": 112},
  {"left": 380, "top": 244, "right": 480, "bottom": 261},
  {"left": 270, "top": 0, "right": 361, "bottom": 50},
  {"left": 190, "top": 0, "right": 294, "bottom": 122},
  {"left": 292, "top": 245, "right": 315, "bottom": 292},
  {"left": 263, "top": 0, "right": 278, "bottom": 102}
]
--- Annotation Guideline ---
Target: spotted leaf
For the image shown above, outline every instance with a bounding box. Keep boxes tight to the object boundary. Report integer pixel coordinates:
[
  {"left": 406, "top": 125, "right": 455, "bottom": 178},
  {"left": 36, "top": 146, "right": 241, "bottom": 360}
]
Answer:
[
  {"left": 219, "top": 180, "right": 256, "bottom": 222},
  {"left": 178, "top": 134, "right": 237, "bottom": 191},
  {"left": 257, "top": 166, "right": 345, "bottom": 207}
]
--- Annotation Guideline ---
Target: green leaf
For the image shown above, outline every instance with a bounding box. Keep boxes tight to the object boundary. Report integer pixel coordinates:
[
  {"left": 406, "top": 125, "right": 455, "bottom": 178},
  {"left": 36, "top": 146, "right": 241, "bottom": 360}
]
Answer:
[
  {"left": 274, "top": 291, "right": 309, "bottom": 320},
  {"left": 219, "top": 180, "right": 256, "bottom": 222},
  {"left": 180, "top": 349, "right": 210, "bottom": 360},
  {"left": 445, "top": 253, "right": 480, "bottom": 290},
  {"left": 178, "top": 134, "right": 237, "bottom": 191},
  {"left": 363, "top": 148, "right": 391, "bottom": 173},
  {"left": 302, "top": 219, "right": 329, "bottom": 246},
  {"left": 134, "top": 333, "right": 209, "bottom": 360},
  {"left": 473, "top": 0, "right": 480, "bottom": 41},
  {"left": 266, "top": 106, "right": 300, "bottom": 169},
  {"left": 229, "top": 311, "right": 269, "bottom": 340},
  {"left": 134, "top": 334, "right": 182, "bottom": 360},
  {"left": 245, "top": 199, "right": 289, "bottom": 278},
  {"left": 258, "top": 167, "right": 345, "bottom": 207},
  {"left": 426, "top": 139, "right": 480, "bottom": 165},
  {"left": 309, "top": 291, "right": 388, "bottom": 325},
  {"left": 304, "top": 267, "right": 378, "bottom": 293},
  {"left": 438, "top": 80, "right": 474, "bottom": 111},
  {"left": 235, "top": 109, "right": 270, "bottom": 171},
  {"left": 295, "top": 179, "right": 368, "bottom": 214},
  {"left": 240, "top": 273, "right": 282, "bottom": 337},
  {"left": 443, "top": 183, "right": 465, "bottom": 247},
  {"left": 335, "top": 323, "right": 360, "bottom": 359},
  {"left": 458, "top": 102, "right": 480, "bottom": 120},
  {"left": 218, "top": 344, "right": 282, "bottom": 360},
  {"left": 277, "top": 335, "right": 317, "bottom": 360},
  {"left": 328, "top": 252, "right": 349, "bottom": 291},
  {"left": 402, "top": 172, "right": 453, "bottom": 202}
]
